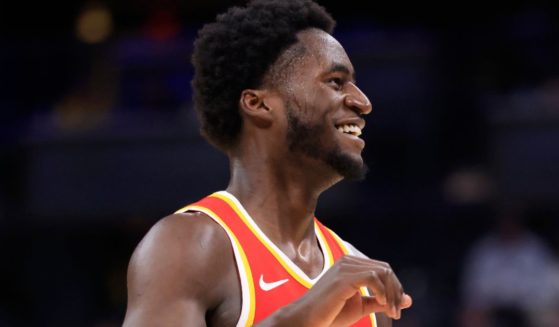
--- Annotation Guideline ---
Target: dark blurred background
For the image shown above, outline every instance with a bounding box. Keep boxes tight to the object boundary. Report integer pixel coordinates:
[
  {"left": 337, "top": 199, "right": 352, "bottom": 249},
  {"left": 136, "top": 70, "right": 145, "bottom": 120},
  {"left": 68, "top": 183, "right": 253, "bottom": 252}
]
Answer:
[{"left": 1, "top": 0, "right": 559, "bottom": 326}]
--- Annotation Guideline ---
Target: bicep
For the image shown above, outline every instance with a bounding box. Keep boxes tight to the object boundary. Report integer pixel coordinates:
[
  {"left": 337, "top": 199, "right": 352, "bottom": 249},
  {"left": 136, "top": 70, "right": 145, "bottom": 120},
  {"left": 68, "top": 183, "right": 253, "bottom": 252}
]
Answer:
[
  {"left": 123, "top": 214, "right": 227, "bottom": 326},
  {"left": 124, "top": 298, "right": 206, "bottom": 327}
]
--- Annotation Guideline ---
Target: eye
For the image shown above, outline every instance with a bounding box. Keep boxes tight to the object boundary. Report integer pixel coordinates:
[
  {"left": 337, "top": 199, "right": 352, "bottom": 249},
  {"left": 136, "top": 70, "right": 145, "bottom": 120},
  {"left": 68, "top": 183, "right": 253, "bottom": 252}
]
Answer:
[{"left": 327, "top": 77, "right": 343, "bottom": 90}]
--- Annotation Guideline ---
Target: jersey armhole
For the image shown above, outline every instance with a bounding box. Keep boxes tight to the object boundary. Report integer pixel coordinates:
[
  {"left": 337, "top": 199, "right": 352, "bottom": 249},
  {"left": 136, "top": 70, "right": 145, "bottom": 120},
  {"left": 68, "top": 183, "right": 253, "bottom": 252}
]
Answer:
[{"left": 179, "top": 207, "right": 256, "bottom": 327}]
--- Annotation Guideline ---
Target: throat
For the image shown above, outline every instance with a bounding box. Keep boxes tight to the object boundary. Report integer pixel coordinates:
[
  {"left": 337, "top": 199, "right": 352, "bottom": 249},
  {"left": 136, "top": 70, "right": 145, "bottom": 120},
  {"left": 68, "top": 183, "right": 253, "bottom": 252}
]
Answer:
[{"left": 284, "top": 237, "right": 325, "bottom": 279}]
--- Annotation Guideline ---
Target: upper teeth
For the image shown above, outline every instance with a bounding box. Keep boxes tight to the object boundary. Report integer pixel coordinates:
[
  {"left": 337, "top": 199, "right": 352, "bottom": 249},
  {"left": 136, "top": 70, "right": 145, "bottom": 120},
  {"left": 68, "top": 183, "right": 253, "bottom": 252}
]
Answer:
[{"left": 337, "top": 124, "right": 362, "bottom": 136}]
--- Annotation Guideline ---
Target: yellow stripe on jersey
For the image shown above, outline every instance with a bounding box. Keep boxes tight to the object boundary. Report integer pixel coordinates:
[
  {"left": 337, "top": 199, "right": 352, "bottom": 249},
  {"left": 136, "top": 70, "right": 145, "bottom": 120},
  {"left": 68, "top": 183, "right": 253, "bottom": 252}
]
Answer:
[
  {"left": 314, "top": 224, "right": 335, "bottom": 268},
  {"left": 179, "top": 205, "right": 256, "bottom": 327},
  {"left": 212, "top": 192, "right": 315, "bottom": 288}
]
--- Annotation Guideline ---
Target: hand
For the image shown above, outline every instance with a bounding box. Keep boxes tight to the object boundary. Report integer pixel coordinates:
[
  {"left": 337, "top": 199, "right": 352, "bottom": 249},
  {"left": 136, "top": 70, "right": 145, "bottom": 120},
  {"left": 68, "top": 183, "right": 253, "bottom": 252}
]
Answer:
[{"left": 288, "top": 255, "right": 413, "bottom": 327}]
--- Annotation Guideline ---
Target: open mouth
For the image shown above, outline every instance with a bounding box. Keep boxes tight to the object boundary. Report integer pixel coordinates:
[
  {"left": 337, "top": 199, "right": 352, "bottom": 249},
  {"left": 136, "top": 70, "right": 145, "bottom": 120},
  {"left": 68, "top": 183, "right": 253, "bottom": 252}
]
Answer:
[{"left": 336, "top": 123, "right": 362, "bottom": 137}]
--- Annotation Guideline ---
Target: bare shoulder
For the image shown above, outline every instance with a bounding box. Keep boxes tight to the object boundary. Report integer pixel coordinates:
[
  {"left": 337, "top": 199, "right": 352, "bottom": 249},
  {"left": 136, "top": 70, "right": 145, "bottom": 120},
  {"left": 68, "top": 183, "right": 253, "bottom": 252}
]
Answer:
[{"left": 124, "top": 211, "right": 235, "bottom": 326}]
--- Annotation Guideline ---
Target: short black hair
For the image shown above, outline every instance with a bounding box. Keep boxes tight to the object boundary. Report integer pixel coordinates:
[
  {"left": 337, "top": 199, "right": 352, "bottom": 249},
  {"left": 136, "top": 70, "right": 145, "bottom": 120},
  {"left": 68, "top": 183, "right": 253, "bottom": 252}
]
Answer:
[{"left": 192, "top": 0, "right": 336, "bottom": 151}]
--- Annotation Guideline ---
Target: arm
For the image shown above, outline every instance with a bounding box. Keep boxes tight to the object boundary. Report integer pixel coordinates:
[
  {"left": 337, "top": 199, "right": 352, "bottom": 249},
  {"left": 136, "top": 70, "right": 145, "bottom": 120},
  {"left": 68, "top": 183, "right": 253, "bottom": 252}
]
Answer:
[
  {"left": 124, "top": 214, "right": 410, "bottom": 327},
  {"left": 123, "top": 212, "right": 232, "bottom": 327}
]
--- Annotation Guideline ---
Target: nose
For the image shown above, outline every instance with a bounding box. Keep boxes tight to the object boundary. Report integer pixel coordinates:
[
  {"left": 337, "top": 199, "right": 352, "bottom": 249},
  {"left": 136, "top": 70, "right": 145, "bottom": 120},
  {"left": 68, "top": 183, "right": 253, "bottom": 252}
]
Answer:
[{"left": 344, "top": 82, "right": 373, "bottom": 115}]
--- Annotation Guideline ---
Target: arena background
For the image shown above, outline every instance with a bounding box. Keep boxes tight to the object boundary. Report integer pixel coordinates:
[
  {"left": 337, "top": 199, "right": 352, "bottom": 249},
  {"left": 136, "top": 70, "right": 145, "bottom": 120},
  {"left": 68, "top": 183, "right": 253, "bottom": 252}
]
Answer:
[{"left": 1, "top": 0, "right": 559, "bottom": 326}]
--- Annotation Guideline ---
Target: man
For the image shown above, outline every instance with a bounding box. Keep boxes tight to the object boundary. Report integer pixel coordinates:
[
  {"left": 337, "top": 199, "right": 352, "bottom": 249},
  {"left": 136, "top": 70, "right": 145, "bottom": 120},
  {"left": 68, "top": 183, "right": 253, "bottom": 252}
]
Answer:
[{"left": 123, "top": 0, "right": 412, "bottom": 326}]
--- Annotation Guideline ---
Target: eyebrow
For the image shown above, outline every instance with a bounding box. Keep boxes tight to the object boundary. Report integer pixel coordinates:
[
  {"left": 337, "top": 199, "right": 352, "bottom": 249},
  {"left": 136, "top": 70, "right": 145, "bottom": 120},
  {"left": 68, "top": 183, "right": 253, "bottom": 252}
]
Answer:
[{"left": 326, "top": 62, "right": 356, "bottom": 82}]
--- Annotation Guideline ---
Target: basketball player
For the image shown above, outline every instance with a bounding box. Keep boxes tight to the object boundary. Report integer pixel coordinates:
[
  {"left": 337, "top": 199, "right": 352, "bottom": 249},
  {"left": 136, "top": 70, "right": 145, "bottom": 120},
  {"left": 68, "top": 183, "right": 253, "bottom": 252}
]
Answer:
[{"left": 124, "top": 0, "right": 412, "bottom": 326}]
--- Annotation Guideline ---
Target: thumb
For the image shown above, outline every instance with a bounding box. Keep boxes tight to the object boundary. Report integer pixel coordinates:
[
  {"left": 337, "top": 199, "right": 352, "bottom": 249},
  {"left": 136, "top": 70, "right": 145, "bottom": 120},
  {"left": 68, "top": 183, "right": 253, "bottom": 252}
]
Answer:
[{"left": 399, "top": 294, "right": 413, "bottom": 309}]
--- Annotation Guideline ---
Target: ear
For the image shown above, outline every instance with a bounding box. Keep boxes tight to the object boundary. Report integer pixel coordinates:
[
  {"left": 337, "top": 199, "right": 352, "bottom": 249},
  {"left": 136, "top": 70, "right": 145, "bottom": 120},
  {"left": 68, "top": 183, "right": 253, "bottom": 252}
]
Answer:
[{"left": 239, "top": 89, "right": 274, "bottom": 127}]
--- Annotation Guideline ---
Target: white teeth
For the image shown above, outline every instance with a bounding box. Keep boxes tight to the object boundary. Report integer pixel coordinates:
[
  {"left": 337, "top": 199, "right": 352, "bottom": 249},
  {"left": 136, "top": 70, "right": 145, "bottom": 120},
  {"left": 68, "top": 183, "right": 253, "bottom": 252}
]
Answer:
[
  {"left": 336, "top": 124, "right": 362, "bottom": 137},
  {"left": 352, "top": 126, "right": 362, "bottom": 136}
]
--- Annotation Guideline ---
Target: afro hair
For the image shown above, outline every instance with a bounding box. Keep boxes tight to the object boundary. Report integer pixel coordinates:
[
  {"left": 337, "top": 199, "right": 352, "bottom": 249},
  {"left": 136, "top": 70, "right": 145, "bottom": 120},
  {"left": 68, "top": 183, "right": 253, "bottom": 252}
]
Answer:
[{"left": 191, "top": 0, "right": 335, "bottom": 151}]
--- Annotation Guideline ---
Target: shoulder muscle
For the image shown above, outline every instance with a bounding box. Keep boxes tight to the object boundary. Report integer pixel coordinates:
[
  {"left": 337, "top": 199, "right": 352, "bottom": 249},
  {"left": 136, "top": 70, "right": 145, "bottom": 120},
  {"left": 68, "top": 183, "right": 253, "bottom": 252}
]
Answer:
[{"left": 124, "top": 212, "right": 233, "bottom": 326}]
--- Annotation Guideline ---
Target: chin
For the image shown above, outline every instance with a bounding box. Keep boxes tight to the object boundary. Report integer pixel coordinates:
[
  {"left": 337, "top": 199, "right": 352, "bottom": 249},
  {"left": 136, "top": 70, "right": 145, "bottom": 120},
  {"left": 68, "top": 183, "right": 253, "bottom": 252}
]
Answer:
[{"left": 325, "top": 151, "right": 368, "bottom": 181}]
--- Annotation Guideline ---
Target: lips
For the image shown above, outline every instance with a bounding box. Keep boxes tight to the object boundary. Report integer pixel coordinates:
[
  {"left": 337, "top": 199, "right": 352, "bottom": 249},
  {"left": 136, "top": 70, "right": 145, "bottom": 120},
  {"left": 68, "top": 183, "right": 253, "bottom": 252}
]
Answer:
[
  {"left": 334, "top": 117, "right": 365, "bottom": 137},
  {"left": 333, "top": 118, "right": 366, "bottom": 151}
]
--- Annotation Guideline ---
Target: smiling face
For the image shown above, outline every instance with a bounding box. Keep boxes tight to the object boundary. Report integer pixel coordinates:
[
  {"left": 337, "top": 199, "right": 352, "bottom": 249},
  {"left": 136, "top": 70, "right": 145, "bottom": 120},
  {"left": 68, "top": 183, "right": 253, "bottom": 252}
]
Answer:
[{"left": 273, "top": 29, "right": 373, "bottom": 180}]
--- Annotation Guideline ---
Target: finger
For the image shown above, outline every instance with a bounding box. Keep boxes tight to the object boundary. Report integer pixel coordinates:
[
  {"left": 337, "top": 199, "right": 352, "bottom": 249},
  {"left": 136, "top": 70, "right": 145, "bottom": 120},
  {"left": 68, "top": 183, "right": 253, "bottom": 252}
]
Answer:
[
  {"left": 342, "top": 255, "right": 390, "bottom": 269},
  {"left": 360, "top": 296, "right": 390, "bottom": 314},
  {"left": 339, "top": 263, "right": 395, "bottom": 311},
  {"left": 361, "top": 295, "right": 403, "bottom": 320},
  {"left": 384, "top": 269, "right": 398, "bottom": 318},
  {"left": 352, "top": 270, "right": 387, "bottom": 305},
  {"left": 392, "top": 294, "right": 412, "bottom": 320},
  {"left": 339, "top": 256, "right": 410, "bottom": 319},
  {"left": 377, "top": 266, "right": 402, "bottom": 319},
  {"left": 334, "top": 257, "right": 406, "bottom": 317},
  {"left": 399, "top": 293, "right": 413, "bottom": 309}
]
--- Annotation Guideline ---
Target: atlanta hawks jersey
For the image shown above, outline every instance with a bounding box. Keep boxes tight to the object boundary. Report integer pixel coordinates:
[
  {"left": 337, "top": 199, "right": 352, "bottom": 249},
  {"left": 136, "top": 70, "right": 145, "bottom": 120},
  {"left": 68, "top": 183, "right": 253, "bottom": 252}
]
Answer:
[{"left": 176, "top": 191, "right": 377, "bottom": 327}]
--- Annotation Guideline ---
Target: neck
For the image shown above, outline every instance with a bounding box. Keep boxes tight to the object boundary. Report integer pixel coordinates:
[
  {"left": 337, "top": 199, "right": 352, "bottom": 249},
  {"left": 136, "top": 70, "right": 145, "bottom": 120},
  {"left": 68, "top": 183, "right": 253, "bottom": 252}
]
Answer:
[{"left": 226, "top": 153, "right": 339, "bottom": 246}]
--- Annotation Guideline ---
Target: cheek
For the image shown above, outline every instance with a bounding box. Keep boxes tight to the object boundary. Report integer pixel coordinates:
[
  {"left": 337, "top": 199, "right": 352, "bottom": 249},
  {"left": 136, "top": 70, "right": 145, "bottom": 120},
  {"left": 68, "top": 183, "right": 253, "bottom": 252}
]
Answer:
[
  {"left": 304, "top": 89, "right": 336, "bottom": 117},
  {"left": 287, "top": 80, "right": 338, "bottom": 122}
]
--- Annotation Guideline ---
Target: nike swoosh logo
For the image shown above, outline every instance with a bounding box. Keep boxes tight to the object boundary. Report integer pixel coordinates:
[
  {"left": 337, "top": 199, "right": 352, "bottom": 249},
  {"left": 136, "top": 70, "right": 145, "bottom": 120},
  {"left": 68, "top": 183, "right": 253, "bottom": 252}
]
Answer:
[{"left": 259, "top": 274, "right": 289, "bottom": 291}]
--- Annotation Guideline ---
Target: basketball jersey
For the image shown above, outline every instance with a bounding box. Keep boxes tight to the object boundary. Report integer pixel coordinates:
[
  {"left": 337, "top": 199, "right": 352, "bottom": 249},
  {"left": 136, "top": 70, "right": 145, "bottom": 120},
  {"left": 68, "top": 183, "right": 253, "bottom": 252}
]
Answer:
[{"left": 176, "top": 191, "right": 377, "bottom": 327}]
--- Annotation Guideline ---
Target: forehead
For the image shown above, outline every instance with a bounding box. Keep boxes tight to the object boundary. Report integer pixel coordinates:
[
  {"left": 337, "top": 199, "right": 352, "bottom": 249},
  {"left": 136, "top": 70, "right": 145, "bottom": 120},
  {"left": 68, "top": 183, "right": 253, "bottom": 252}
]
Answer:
[{"left": 295, "top": 29, "right": 353, "bottom": 74}]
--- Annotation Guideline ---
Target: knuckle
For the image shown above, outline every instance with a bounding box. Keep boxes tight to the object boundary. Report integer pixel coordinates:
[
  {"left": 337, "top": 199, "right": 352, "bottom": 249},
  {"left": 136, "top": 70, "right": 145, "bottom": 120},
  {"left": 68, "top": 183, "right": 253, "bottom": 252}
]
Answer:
[
  {"left": 337, "top": 257, "right": 351, "bottom": 269},
  {"left": 335, "top": 274, "right": 351, "bottom": 288},
  {"left": 383, "top": 267, "right": 393, "bottom": 276},
  {"left": 338, "top": 255, "right": 350, "bottom": 265},
  {"left": 341, "top": 255, "right": 351, "bottom": 263},
  {"left": 377, "top": 260, "right": 390, "bottom": 268}
]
